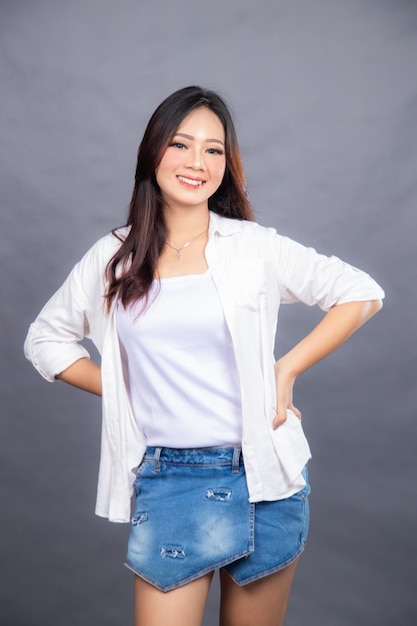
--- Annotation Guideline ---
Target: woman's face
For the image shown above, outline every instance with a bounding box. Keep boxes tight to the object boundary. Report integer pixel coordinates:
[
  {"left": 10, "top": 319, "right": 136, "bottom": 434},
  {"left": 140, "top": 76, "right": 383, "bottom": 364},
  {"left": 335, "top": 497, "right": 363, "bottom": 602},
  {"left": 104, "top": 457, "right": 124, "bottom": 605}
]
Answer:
[{"left": 155, "top": 107, "right": 226, "bottom": 212}]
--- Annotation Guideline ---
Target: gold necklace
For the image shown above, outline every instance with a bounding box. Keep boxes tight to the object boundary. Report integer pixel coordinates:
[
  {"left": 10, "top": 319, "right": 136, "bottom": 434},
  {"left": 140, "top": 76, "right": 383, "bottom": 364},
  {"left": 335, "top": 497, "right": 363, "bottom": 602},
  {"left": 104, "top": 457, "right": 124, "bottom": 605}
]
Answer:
[{"left": 165, "top": 227, "right": 208, "bottom": 260}]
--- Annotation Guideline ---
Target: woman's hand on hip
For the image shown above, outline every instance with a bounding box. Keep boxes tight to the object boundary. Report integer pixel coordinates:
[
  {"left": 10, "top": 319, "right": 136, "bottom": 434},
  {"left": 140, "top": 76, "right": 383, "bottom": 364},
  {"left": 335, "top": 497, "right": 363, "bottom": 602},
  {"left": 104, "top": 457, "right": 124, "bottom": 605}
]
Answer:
[{"left": 273, "top": 360, "right": 301, "bottom": 429}]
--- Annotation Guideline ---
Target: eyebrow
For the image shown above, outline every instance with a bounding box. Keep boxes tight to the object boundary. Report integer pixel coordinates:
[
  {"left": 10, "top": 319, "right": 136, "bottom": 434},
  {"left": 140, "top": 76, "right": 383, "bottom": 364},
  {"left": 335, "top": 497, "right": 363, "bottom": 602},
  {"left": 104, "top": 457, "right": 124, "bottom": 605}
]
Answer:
[{"left": 174, "top": 132, "right": 225, "bottom": 146}]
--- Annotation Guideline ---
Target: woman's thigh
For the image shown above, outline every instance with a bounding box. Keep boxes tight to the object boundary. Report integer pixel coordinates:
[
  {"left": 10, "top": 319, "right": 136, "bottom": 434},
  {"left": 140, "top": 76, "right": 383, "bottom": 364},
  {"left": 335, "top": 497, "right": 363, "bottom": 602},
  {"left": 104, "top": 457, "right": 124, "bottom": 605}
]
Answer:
[
  {"left": 219, "top": 559, "right": 299, "bottom": 626},
  {"left": 134, "top": 571, "right": 214, "bottom": 626}
]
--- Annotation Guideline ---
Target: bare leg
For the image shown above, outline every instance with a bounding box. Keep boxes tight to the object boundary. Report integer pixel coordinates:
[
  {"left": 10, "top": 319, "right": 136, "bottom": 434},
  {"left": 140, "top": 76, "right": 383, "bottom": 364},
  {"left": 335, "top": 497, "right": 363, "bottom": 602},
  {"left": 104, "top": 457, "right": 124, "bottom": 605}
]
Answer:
[
  {"left": 134, "top": 572, "right": 214, "bottom": 626},
  {"left": 219, "top": 559, "right": 299, "bottom": 626}
]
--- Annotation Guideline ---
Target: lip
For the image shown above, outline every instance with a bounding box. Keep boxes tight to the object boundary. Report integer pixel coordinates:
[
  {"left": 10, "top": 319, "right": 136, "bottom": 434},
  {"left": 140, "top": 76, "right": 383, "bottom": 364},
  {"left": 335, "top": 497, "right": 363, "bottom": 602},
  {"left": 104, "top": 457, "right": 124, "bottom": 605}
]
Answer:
[{"left": 176, "top": 175, "right": 206, "bottom": 189}]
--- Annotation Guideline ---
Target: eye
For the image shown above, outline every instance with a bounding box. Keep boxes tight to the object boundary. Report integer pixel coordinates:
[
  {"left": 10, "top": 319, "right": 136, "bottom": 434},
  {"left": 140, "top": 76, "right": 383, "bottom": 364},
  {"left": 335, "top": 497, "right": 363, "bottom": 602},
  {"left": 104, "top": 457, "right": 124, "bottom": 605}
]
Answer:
[
  {"left": 206, "top": 148, "right": 224, "bottom": 155},
  {"left": 170, "top": 142, "right": 187, "bottom": 150}
]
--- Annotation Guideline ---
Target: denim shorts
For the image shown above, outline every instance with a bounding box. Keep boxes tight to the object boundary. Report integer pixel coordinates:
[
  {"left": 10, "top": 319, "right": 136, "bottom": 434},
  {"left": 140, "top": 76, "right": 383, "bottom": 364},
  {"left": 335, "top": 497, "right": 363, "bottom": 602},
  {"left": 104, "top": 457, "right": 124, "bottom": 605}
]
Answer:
[{"left": 125, "top": 446, "right": 310, "bottom": 592}]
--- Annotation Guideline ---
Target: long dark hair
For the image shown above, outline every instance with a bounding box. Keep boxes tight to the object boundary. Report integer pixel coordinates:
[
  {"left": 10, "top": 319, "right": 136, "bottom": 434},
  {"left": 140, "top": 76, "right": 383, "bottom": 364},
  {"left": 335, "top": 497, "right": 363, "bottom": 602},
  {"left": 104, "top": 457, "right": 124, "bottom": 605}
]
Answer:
[{"left": 105, "top": 85, "right": 254, "bottom": 310}]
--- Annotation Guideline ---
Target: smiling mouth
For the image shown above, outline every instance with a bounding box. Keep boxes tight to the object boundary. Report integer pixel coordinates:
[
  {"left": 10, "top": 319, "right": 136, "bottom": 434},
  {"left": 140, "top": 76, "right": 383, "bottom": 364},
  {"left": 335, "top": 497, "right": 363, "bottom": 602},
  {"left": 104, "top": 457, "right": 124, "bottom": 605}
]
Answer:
[{"left": 177, "top": 175, "right": 205, "bottom": 187}]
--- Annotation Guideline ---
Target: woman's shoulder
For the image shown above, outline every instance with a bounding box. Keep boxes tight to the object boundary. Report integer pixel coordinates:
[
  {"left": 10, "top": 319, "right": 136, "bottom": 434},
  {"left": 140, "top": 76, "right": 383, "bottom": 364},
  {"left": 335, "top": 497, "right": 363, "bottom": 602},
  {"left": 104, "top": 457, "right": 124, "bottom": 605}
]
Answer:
[
  {"left": 82, "top": 226, "right": 131, "bottom": 261},
  {"left": 65, "top": 227, "right": 132, "bottom": 284},
  {"left": 212, "top": 212, "right": 278, "bottom": 239},
  {"left": 233, "top": 216, "right": 284, "bottom": 247}
]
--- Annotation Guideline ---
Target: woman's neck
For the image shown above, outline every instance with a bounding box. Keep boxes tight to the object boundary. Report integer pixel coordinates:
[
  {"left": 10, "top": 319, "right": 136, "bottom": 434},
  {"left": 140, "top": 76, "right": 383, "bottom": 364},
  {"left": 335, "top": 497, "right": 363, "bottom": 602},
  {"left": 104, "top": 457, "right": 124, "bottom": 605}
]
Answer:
[
  {"left": 163, "top": 206, "right": 210, "bottom": 240},
  {"left": 157, "top": 206, "right": 210, "bottom": 278}
]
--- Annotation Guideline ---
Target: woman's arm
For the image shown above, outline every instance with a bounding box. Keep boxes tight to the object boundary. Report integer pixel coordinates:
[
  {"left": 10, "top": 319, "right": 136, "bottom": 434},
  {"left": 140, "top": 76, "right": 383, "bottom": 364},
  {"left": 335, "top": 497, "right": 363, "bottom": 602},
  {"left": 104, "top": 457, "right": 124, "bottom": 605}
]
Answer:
[
  {"left": 273, "top": 299, "right": 382, "bottom": 428},
  {"left": 56, "top": 357, "right": 102, "bottom": 396}
]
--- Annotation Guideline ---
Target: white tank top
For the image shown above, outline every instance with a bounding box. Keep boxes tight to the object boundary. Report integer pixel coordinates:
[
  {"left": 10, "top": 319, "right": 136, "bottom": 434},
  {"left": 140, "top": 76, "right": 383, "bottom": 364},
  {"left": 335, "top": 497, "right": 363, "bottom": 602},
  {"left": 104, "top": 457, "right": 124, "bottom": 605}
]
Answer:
[{"left": 116, "top": 270, "right": 243, "bottom": 447}]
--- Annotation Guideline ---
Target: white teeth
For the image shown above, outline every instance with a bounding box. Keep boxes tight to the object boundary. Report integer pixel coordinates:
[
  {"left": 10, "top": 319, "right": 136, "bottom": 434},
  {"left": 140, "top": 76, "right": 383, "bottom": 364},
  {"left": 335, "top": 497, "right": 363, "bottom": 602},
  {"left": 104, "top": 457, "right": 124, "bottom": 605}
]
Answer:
[{"left": 178, "top": 176, "right": 203, "bottom": 186}]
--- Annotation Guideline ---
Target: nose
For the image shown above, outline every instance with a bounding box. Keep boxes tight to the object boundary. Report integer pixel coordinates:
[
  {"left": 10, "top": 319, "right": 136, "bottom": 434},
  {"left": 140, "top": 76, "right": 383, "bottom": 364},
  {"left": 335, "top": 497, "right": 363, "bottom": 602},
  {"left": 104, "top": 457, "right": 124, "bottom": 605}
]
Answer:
[{"left": 189, "top": 148, "right": 206, "bottom": 171}]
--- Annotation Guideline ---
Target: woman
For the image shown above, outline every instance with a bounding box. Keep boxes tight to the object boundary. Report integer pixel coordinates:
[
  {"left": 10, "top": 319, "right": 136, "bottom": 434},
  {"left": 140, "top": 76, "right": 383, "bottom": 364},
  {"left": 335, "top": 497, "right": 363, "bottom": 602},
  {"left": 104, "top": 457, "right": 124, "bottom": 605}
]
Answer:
[{"left": 24, "top": 86, "right": 384, "bottom": 626}]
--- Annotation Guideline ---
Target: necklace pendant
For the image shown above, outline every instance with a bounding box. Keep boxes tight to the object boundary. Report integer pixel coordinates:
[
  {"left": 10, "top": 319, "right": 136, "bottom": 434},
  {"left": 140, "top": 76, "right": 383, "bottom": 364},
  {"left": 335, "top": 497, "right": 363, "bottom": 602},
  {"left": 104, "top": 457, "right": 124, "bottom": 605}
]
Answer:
[{"left": 165, "top": 225, "right": 208, "bottom": 261}]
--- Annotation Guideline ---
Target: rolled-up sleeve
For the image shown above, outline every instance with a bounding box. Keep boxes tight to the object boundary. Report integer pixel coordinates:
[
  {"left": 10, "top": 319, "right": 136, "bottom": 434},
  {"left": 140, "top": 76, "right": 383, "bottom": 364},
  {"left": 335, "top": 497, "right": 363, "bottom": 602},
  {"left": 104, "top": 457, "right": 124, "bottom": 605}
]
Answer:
[
  {"left": 274, "top": 235, "right": 385, "bottom": 310},
  {"left": 24, "top": 299, "right": 90, "bottom": 382},
  {"left": 23, "top": 236, "right": 111, "bottom": 382}
]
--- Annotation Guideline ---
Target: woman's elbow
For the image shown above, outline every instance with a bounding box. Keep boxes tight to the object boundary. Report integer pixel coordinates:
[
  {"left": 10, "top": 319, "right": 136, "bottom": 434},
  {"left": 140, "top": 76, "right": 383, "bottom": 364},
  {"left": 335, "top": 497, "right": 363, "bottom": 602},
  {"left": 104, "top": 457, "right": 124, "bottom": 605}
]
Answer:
[{"left": 363, "top": 298, "right": 383, "bottom": 321}]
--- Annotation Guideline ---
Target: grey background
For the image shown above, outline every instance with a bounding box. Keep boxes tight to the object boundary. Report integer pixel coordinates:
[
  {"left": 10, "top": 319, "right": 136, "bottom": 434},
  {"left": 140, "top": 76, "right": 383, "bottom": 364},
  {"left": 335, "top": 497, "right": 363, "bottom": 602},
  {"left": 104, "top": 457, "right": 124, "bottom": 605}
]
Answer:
[{"left": 1, "top": 1, "right": 416, "bottom": 624}]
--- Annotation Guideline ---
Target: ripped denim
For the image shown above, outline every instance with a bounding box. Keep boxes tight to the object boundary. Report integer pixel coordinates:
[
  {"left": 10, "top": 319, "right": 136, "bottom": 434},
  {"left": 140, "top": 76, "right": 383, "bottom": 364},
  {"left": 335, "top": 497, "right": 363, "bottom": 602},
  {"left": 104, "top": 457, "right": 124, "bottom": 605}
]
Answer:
[{"left": 125, "top": 446, "right": 309, "bottom": 591}]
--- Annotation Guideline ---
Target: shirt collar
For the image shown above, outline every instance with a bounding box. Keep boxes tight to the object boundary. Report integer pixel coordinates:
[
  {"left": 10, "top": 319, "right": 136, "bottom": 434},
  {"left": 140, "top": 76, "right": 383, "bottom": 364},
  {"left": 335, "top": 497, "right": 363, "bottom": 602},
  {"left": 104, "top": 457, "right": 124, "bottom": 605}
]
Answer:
[{"left": 209, "top": 211, "right": 243, "bottom": 237}]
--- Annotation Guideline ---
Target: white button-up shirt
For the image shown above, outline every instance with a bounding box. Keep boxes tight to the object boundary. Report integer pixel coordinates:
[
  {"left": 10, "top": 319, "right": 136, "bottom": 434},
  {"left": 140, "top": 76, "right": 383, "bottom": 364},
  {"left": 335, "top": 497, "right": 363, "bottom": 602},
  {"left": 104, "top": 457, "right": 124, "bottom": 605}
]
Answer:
[{"left": 24, "top": 212, "right": 384, "bottom": 522}]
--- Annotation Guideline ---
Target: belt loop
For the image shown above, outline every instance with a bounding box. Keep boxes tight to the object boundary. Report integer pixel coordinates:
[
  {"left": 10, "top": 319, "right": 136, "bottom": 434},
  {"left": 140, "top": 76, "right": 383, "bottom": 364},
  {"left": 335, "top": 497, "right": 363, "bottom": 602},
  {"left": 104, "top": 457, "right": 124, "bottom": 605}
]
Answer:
[
  {"left": 154, "top": 447, "right": 162, "bottom": 472},
  {"left": 232, "top": 447, "right": 241, "bottom": 473}
]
